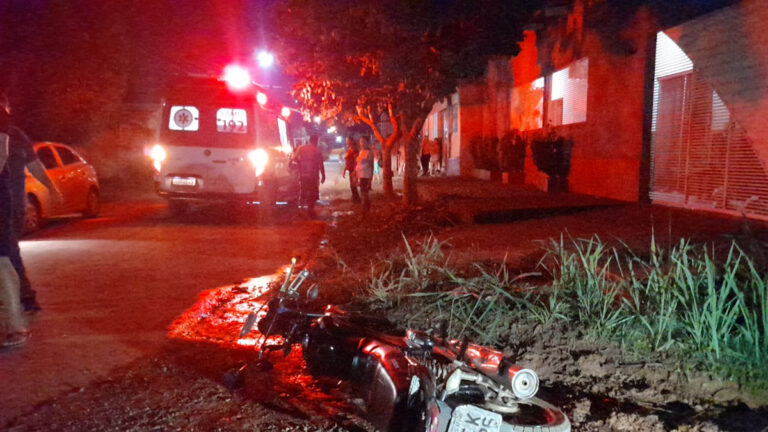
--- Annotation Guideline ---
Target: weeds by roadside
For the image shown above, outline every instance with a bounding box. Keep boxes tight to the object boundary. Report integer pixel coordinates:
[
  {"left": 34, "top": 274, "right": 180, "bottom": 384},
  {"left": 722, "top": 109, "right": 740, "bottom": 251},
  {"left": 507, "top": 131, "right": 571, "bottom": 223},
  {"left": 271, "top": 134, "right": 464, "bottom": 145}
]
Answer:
[{"left": 364, "top": 233, "right": 768, "bottom": 390}]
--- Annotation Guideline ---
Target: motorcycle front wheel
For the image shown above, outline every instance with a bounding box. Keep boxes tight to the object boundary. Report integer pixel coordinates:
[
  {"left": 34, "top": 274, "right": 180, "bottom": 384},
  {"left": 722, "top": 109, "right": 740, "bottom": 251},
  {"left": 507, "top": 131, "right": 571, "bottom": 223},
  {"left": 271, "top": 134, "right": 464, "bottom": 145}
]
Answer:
[
  {"left": 442, "top": 396, "right": 571, "bottom": 432},
  {"left": 501, "top": 396, "right": 570, "bottom": 432}
]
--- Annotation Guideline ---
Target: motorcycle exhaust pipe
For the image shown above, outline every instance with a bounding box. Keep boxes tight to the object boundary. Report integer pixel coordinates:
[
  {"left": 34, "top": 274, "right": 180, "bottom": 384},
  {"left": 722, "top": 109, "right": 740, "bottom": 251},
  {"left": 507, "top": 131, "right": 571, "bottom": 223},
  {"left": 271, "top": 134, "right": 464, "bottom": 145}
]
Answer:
[{"left": 469, "top": 354, "right": 540, "bottom": 399}]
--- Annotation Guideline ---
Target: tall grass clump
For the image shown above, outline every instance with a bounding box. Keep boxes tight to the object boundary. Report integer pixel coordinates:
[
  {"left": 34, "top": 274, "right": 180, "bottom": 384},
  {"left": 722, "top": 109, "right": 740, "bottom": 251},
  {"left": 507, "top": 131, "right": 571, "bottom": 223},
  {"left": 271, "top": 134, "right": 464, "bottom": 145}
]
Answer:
[
  {"left": 410, "top": 261, "right": 536, "bottom": 346},
  {"left": 539, "top": 234, "right": 768, "bottom": 384},
  {"left": 734, "top": 255, "right": 768, "bottom": 374},
  {"left": 365, "top": 233, "right": 451, "bottom": 307},
  {"left": 621, "top": 236, "right": 680, "bottom": 353},
  {"left": 367, "top": 234, "right": 538, "bottom": 346},
  {"left": 538, "top": 234, "right": 630, "bottom": 337},
  {"left": 671, "top": 243, "right": 742, "bottom": 363}
]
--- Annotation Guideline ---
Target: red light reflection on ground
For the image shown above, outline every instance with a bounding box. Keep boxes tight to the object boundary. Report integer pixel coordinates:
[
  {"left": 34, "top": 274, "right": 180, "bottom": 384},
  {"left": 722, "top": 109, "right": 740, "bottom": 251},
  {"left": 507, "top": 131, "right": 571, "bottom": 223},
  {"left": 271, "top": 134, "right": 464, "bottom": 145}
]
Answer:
[
  {"left": 168, "top": 273, "right": 284, "bottom": 349},
  {"left": 167, "top": 268, "right": 368, "bottom": 427}
]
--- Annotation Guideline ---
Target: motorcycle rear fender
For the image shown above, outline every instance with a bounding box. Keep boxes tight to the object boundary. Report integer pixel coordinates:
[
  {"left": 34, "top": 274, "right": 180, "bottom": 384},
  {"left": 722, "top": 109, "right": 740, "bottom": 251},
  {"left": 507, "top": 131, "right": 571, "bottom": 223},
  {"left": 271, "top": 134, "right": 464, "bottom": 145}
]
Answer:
[{"left": 352, "top": 338, "right": 424, "bottom": 432}]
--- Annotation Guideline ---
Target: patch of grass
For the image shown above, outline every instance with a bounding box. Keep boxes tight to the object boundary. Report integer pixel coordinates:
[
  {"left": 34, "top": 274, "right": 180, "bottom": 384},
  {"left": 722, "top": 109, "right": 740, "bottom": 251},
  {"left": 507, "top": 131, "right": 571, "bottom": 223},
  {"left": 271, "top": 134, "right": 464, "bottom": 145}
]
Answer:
[
  {"left": 538, "top": 234, "right": 630, "bottom": 337},
  {"left": 672, "top": 242, "right": 741, "bottom": 362},
  {"left": 541, "top": 235, "right": 768, "bottom": 386},
  {"left": 361, "top": 232, "right": 768, "bottom": 388},
  {"left": 524, "top": 286, "right": 571, "bottom": 325},
  {"left": 364, "top": 233, "right": 451, "bottom": 308},
  {"left": 622, "top": 236, "right": 681, "bottom": 353}
]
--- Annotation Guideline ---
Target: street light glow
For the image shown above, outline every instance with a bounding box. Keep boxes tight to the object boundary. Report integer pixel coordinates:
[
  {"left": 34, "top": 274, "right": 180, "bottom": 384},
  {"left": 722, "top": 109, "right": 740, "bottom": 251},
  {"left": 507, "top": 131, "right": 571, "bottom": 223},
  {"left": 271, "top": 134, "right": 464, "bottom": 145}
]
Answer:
[
  {"left": 256, "top": 51, "right": 275, "bottom": 68},
  {"left": 313, "top": 116, "right": 321, "bottom": 124},
  {"left": 281, "top": 106, "right": 291, "bottom": 118}
]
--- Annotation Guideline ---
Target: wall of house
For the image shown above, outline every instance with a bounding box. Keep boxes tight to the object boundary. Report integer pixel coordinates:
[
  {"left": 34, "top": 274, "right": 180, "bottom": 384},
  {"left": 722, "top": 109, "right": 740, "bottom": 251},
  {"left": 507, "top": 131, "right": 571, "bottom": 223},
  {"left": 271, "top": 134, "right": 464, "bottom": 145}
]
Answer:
[
  {"left": 455, "top": 83, "right": 486, "bottom": 177},
  {"left": 484, "top": 58, "right": 514, "bottom": 139},
  {"left": 444, "top": 93, "right": 461, "bottom": 175},
  {"left": 511, "top": 2, "right": 658, "bottom": 201}
]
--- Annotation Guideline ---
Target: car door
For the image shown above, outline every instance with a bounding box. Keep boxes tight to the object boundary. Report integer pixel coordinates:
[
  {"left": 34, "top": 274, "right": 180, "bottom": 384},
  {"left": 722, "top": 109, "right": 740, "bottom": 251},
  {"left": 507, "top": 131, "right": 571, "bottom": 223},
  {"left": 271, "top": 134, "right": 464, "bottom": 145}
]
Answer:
[
  {"left": 52, "top": 145, "right": 89, "bottom": 212},
  {"left": 33, "top": 144, "right": 66, "bottom": 215}
]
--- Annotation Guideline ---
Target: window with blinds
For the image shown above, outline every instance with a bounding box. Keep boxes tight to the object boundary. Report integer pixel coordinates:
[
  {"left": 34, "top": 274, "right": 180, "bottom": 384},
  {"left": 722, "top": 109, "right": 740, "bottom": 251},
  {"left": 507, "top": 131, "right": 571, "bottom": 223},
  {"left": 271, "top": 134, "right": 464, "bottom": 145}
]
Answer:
[
  {"left": 547, "top": 58, "right": 589, "bottom": 126},
  {"left": 651, "top": 32, "right": 768, "bottom": 220}
]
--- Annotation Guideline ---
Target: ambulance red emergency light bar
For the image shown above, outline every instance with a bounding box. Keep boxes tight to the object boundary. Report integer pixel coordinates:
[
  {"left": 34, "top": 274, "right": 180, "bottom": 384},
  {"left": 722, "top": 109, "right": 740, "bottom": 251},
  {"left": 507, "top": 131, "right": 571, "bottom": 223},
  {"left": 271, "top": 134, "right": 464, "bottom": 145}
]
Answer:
[{"left": 220, "top": 64, "right": 288, "bottom": 117}]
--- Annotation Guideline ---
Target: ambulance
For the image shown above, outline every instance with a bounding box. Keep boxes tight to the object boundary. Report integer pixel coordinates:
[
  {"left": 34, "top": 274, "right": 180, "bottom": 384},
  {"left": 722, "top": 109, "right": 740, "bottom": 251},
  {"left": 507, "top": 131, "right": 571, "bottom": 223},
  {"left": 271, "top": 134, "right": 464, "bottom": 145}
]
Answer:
[{"left": 150, "top": 67, "right": 297, "bottom": 214}]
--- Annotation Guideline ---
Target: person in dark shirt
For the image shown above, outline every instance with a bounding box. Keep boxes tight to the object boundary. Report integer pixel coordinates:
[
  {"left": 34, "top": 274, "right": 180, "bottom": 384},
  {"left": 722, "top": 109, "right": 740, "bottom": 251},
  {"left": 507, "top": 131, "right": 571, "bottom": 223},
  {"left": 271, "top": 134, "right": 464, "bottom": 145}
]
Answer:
[
  {"left": 0, "top": 94, "right": 61, "bottom": 313},
  {"left": 0, "top": 98, "right": 29, "bottom": 348},
  {"left": 292, "top": 134, "right": 325, "bottom": 218},
  {"left": 341, "top": 136, "right": 361, "bottom": 204}
]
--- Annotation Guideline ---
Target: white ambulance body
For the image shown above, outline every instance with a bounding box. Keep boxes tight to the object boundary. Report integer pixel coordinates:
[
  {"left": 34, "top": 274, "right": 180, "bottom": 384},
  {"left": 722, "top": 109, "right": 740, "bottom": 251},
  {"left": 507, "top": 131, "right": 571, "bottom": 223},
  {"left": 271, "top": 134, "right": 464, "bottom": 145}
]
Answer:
[{"left": 150, "top": 77, "right": 296, "bottom": 213}]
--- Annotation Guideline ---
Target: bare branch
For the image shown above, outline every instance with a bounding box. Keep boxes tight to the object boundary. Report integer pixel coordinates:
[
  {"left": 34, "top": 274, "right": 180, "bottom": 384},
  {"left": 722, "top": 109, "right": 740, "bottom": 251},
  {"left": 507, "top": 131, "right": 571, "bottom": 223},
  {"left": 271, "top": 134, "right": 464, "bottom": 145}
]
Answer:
[
  {"left": 357, "top": 104, "right": 386, "bottom": 145},
  {"left": 409, "top": 117, "right": 423, "bottom": 138},
  {"left": 356, "top": 106, "right": 374, "bottom": 127}
]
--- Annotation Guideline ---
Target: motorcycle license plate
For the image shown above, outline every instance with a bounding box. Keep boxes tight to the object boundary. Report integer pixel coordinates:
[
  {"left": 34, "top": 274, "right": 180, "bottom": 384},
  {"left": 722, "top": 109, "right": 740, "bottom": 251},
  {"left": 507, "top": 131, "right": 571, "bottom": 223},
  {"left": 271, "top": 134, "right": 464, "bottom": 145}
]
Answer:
[
  {"left": 448, "top": 405, "right": 502, "bottom": 432},
  {"left": 171, "top": 176, "right": 197, "bottom": 186}
]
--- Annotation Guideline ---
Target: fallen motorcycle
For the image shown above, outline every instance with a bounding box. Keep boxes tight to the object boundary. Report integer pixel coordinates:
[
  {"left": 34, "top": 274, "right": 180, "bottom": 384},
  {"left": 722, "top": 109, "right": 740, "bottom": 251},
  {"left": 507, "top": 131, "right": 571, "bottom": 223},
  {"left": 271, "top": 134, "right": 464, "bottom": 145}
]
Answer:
[{"left": 228, "top": 259, "right": 571, "bottom": 432}]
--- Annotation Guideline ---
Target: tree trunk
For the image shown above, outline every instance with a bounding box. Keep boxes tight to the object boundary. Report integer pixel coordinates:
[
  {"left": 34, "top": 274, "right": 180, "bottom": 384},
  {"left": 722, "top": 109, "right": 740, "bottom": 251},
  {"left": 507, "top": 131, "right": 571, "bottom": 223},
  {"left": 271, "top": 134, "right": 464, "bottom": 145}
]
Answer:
[
  {"left": 381, "top": 142, "right": 394, "bottom": 197},
  {"left": 402, "top": 135, "right": 419, "bottom": 207}
]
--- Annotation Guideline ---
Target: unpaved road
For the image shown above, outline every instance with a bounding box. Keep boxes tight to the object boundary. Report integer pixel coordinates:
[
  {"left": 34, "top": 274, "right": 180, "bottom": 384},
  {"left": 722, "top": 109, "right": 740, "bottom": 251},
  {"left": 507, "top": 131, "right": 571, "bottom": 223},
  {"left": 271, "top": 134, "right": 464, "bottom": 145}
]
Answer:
[{"left": 0, "top": 196, "right": 325, "bottom": 427}]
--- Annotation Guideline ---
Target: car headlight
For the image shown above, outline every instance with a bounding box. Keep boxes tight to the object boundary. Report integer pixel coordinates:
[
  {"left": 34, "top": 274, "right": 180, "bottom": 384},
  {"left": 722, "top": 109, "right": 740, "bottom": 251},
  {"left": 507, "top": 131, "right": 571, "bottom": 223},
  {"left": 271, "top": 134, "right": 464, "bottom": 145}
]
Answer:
[{"left": 247, "top": 148, "right": 269, "bottom": 177}]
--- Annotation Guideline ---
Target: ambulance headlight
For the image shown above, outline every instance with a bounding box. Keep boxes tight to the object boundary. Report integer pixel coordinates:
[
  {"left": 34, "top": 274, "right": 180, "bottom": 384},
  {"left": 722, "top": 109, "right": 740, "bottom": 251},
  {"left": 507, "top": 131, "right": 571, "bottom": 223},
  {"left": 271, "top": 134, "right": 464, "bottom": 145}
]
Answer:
[
  {"left": 247, "top": 148, "right": 269, "bottom": 177},
  {"left": 150, "top": 144, "right": 166, "bottom": 172}
]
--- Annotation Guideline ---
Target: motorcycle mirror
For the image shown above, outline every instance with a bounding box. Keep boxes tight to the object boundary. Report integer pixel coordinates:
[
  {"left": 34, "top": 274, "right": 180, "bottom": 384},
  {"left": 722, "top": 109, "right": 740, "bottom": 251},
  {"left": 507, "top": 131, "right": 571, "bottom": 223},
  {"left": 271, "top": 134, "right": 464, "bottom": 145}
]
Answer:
[{"left": 306, "top": 284, "right": 319, "bottom": 300}]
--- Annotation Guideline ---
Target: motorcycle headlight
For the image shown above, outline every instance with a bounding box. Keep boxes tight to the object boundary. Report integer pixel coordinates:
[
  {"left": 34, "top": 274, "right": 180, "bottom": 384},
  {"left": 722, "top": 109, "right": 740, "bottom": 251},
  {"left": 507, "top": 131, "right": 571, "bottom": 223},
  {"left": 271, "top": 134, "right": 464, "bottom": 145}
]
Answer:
[{"left": 247, "top": 148, "right": 269, "bottom": 177}]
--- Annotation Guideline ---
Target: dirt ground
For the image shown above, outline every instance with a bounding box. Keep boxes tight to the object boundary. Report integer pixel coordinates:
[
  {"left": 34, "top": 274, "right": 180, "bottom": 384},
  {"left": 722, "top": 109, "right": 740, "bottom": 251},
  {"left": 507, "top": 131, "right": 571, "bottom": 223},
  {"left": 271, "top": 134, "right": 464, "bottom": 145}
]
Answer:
[{"left": 4, "top": 174, "right": 768, "bottom": 431}]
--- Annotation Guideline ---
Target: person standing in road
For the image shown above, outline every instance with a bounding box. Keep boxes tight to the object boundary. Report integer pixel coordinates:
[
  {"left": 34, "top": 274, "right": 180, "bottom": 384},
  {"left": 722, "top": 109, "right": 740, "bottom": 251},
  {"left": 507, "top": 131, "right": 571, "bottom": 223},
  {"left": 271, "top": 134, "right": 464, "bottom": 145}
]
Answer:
[
  {"left": 396, "top": 139, "right": 406, "bottom": 175},
  {"left": 0, "top": 94, "right": 61, "bottom": 313},
  {"left": 356, "top": 136, "right": 375, "bottom": 216},
  {"left": 341, "top": 136, "right": 360, "bottom": 204},
  {"left": 0, "top": 97, "right": 28, "bottom": 348},
  {"left": 429, "top": 138, "right": 441, "bottom": 175},
  {"left": 292, "top": 134, "right": 325, "bottom": 218},
  {"left": 420, "top": 135, "right": 431, "bottom": 176}
]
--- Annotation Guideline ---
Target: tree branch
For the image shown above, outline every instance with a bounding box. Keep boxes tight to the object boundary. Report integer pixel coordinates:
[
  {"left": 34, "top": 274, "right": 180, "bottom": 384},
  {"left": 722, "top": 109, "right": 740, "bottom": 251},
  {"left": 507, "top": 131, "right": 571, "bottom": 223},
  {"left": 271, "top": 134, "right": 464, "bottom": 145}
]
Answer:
[{"left": 357, "top": 104, "right": 386, "bottom": 145}]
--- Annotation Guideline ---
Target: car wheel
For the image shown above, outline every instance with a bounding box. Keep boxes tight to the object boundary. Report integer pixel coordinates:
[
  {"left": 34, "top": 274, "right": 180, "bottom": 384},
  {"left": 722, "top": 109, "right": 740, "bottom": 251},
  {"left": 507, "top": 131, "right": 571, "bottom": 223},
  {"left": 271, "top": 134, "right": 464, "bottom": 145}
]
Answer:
[
  {"left": 82, "top": 188, "right": 100, "bottom": 218},
  {"left": 24, "top": 195, "right": 43, "bottom": 234}
]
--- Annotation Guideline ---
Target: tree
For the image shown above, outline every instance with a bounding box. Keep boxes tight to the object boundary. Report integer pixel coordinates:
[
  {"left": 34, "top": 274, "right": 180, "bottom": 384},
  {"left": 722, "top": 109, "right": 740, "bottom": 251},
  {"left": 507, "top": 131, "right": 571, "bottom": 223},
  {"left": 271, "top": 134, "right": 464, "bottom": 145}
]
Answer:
[{"left": 273, "top": 0, "right": 540, "bottom": 206}]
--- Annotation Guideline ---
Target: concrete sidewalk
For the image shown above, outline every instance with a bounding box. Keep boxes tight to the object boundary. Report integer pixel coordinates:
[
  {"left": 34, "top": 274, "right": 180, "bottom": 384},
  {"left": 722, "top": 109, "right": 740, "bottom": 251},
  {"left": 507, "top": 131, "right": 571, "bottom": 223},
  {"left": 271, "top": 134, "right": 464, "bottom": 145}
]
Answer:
[{"left": 416, "top": 176, "right": 625, "bottom": 224}]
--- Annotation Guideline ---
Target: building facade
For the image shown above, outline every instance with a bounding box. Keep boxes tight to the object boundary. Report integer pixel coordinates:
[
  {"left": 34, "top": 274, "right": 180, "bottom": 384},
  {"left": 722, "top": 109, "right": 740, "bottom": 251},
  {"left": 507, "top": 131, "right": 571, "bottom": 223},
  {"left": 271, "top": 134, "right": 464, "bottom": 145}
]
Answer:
[{"left": 429, "top": 0, "right": 768, "bottom": 221}]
